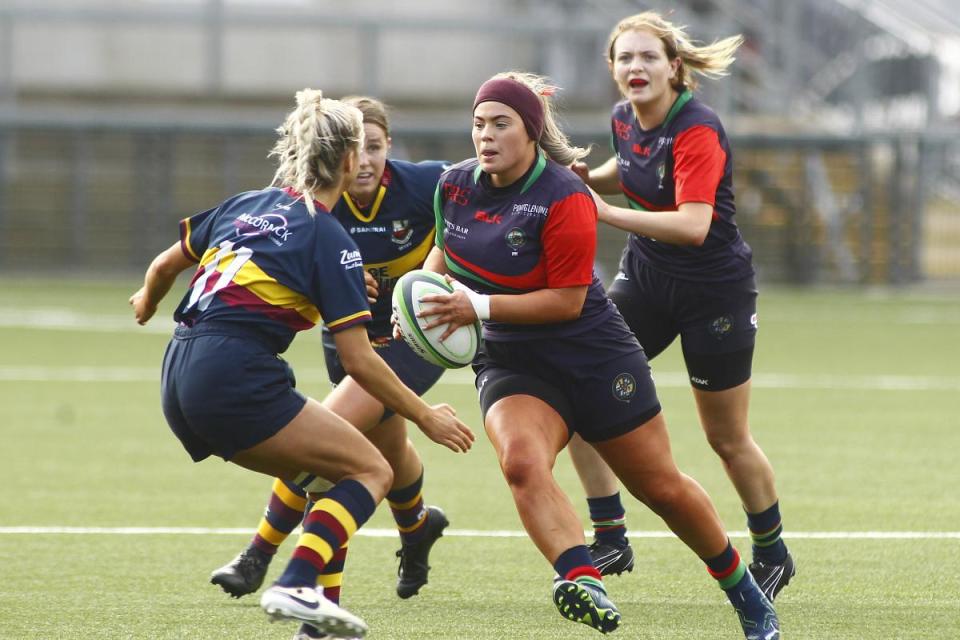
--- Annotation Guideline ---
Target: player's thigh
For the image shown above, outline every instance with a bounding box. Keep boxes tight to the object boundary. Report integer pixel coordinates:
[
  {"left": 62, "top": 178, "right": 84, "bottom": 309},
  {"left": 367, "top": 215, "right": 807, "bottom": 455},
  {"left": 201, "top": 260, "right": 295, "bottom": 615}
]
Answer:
[
  {"left": 233, "top": 397, "right": 389, "bottom": 482},
  {"left": 608, "top": 269, "right": 678, "bottom": 360}
]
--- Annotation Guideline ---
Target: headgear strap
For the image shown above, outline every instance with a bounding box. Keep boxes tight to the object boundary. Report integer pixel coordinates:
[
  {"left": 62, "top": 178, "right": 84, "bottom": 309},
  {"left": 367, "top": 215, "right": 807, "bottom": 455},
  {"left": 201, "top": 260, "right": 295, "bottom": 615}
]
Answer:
[{"left": 473, "top": 77, "right": 545, "bottom": 142}]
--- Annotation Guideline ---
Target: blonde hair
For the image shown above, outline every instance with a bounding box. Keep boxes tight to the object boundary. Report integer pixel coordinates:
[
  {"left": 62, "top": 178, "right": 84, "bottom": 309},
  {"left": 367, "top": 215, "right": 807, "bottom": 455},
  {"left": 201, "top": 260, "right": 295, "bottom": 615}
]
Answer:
[
  {"left": 607, "top": 12, "right": 743, "bottom": 92},
  {"left": 269, "top": 88, "right": 364, "bottom": 215},
  {"left": 342, "top": 95, "right": 390, "bottom": 137},
  {"left": 489, "top": 71, "right": 589, "bottom": 166}
]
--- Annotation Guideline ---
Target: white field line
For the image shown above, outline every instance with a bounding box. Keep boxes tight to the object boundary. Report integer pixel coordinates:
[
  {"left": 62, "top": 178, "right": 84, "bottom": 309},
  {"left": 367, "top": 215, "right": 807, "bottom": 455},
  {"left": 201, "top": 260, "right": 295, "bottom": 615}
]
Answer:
[
  {"left": 1, "top": 365, "right": 959, "bottom": 391},
  {"left": 1, "top": 526, "right": 958, "bottom": 540}
]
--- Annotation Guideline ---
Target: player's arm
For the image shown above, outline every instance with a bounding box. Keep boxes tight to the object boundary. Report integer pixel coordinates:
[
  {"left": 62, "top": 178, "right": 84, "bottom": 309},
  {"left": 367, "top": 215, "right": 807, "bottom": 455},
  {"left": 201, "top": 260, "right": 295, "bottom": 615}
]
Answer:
[
  {"left": 592, "top": 196, "right": 713, "bottom": 246},
  {"left": 570, "top": 156, "right": 620, "bottom": 195},
  {"left": 423, "top": 245, "right": 448, "bottom": 275},
  {"left": 333, "top": 325, "right": 474, "bottom": 452},
  {"left": 591, "top": 125, "right": 723, "bottom": 246},
  {"left": 129, "top": 242, "right": 195, "bottom": 325}
]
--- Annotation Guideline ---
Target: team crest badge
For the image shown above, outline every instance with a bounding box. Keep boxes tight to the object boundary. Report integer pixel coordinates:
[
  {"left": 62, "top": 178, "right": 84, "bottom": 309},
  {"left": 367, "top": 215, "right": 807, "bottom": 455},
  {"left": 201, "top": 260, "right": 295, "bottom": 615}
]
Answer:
[
  {"left": 505, "top": 227, "right": 526, "bottom": 254},
  {"left": 391, "top": 219, "right": 413, "bottom": 245},
  {"left": 612, "top": 373, "right": 636, "bottom": 402},
  {"left": 709, "top": 315, "right": 734, "bottom": 339}
]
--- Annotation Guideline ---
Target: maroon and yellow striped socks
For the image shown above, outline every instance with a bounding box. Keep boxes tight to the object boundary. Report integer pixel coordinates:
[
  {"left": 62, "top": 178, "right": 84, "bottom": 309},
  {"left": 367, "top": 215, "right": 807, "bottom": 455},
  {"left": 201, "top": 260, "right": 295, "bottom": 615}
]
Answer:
[
  {"left": 705, "top": 541, "right": 747, "bottom": 590},
  {"left": 275, "top": 479, "right": 375, "bottom": 588},
  {"left": 747, "top": 501, "right": 788, "bottom": 564},
  {"left": 387, "top": 471, "right": 428, "bottom": 544},
  {"left": 251, "top": 478, "right": 308, "bottom": 556},
  {"left": 316, "top": 542, "right": 349, "bottom": 604},
  {"left": 586, "top": 492, "right": 628, "bottom": 546}
]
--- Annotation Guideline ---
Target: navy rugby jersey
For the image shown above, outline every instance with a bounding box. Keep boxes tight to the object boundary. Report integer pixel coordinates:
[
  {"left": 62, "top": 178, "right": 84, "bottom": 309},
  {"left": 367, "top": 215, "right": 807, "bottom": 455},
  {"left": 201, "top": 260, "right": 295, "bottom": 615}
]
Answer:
[
  {"left": 435, "top": 153, "right": 620, "bottom": 341},
  {"left": 611, "top": 91, "right": 753, "bottom": 281},
  {"left": 174, "top": 187, "right": 371, "bottom": 352},
  {"left": 330, "top": 159, "right": 446, "bottom": 338}
]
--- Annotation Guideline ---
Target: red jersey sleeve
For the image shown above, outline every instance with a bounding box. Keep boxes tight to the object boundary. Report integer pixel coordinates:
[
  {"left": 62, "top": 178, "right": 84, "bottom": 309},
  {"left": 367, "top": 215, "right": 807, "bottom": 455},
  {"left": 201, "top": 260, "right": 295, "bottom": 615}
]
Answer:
[
  {"left": 541, "top": 191, "right": 597, "bottom": 288},
  {"left": 673, "top": 125, "right": 726, "bottom": 206}
]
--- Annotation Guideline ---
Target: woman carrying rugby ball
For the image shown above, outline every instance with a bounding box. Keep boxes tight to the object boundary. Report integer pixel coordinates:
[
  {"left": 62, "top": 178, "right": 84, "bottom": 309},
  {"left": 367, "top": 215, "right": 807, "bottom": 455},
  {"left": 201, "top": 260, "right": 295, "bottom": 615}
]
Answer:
[{"left": 415, "top": 71, "right": 779, "bottom": 639}]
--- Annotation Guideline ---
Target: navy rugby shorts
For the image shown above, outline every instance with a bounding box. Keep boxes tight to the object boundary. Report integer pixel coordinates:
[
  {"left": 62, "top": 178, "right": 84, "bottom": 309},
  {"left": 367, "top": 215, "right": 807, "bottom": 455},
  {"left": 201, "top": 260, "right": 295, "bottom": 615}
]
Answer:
[
  {"left": 608, "top": 252, "right": 757, "bottom": 391},
  {"left": 472, "top": 317, "right": 661, "bottom": 443},
  {"left": 161, "top": 322, "right": 307, "bottom": 462},
  {"left": 322, "top": 329, "right": 443, "bottom": 422}
]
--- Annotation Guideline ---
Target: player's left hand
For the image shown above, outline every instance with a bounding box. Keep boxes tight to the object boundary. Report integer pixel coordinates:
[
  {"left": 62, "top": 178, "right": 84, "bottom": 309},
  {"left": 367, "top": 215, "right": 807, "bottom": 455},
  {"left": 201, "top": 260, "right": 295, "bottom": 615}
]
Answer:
[{"left": 586, "top": 185, "right": 611, "bottom": 221}]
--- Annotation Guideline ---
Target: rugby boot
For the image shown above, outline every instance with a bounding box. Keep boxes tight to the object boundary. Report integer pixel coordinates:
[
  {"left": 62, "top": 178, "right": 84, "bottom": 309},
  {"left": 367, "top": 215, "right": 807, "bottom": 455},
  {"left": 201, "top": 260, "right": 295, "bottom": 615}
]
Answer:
[
  {"left": 589, "top": 538, "right": 635, "bottom": 576},
  {"left": 552, "top": 578, "right": 621, "bottom": 634},
  {"left": 749, "top": 551, "right": 795, "bottom": 602},
  {"left": 261, "top": 585, "right": 367, "bottom": 638},
  {"left": 292, "top": 622, "right": 362, "bottom": 640},
  {"left": 210, "top": 545, "right": 271, "bottom": 598},
  {"left": 395, "top": 505, "right": 449, "bottom": 598},
  {"left": 725, "top": 571, "right": 781, "bottom": 640}
]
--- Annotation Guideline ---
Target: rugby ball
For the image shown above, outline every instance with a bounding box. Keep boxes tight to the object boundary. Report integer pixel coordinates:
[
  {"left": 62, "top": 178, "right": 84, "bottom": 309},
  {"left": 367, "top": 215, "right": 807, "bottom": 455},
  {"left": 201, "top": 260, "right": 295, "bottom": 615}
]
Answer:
[{"left": 391, "top": 269, "right": 481, "bottom": 369}]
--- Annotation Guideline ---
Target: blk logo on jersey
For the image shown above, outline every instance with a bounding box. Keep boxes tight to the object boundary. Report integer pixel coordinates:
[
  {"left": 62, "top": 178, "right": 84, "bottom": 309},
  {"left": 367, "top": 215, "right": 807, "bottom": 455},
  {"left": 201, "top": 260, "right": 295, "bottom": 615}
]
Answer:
[
  {"left": 391, "top": 219, "right": 413, "bottom": 244},
  {"left": 632, "top": 143, "right": 651, "bottom": 156},
  {"left": 474, "top": 210, "right": 503, "bottom": 224}
]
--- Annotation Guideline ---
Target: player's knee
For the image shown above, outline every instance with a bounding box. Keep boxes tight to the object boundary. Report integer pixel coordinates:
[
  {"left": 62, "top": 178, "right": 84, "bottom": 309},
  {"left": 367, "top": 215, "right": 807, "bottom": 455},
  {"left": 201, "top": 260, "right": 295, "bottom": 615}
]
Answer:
[
  {"left": 635, "top": 475, "right": 685, "bottom": 516},
  {"left": 498, "top": 447, "right": 550, "bottom": 489},
  {"left": 705, "top": 429, "right": 752, "bottom": 461}
]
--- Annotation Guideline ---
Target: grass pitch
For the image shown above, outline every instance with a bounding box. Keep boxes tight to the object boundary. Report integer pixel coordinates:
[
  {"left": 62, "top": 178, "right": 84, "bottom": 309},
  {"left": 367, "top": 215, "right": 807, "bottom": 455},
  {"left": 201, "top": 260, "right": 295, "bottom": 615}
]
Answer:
[{"left": 1, "top": 277, "right": 958, "bottom": 638}]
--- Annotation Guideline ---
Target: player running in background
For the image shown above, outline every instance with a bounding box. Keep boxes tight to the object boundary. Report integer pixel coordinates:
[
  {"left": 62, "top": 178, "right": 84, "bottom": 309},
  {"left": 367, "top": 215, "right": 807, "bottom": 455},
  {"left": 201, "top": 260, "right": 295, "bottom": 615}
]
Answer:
[
  {"left": 416, "top": 71, "right": 779, "bottom": 639},
  {"left": 206, "top": 95, "right": 457, "bottom": 640},
  {"left": 569, "top": 11, "right": 795, "bottom": 601},
  {"left": 130, "top": 89, "right": 473, "bottom": 638}
]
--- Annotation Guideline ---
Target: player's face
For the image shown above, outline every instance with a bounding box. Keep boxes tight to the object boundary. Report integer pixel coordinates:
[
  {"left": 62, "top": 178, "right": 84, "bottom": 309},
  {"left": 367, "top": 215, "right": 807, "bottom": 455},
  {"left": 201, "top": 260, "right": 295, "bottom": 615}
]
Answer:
[
  {"left": 472, "top": 101, "right": 536, "bottom": 188},
  {"left": 610, "top": 29, "right": 680, "bottom": 108},
  {"left": 349, "top": 123, "right": 390, "bottom": 202}
]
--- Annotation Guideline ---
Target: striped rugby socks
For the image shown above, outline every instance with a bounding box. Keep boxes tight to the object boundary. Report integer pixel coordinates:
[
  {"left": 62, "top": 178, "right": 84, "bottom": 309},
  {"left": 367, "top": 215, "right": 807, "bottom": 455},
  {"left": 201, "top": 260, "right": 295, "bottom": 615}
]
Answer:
[{"left": 276, "top": 479, "right": 376, "bottom": 588}]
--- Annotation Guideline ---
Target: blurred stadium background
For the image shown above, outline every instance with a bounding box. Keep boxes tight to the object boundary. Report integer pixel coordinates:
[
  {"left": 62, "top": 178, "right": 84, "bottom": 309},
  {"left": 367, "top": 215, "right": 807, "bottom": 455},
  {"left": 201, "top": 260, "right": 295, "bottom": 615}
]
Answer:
[{"left": 1, "top": 0, "right": 959, "bottom": 286}]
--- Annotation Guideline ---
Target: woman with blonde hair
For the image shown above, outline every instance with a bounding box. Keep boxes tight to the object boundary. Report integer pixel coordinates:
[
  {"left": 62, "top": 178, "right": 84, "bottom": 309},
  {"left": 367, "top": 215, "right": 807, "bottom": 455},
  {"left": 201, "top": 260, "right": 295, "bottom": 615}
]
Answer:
[
  {"left": 570, "top": 11, "right": 795, "bottom": 606},
  {"left": 130, "top": 88, "right": 473, "bottom": 638},
  {"left": 207, "top": 94, "right": 459, "bottom": 640},
  {"left": 416, "top": 71, "right": 779, "bottom": 638}
]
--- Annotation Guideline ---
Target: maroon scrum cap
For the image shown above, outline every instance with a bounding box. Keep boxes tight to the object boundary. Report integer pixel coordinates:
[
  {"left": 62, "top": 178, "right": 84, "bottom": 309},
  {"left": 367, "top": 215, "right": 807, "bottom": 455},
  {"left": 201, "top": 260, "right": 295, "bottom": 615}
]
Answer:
[{"left": 473, "top": 77, "right": 545, "bottom": 142}]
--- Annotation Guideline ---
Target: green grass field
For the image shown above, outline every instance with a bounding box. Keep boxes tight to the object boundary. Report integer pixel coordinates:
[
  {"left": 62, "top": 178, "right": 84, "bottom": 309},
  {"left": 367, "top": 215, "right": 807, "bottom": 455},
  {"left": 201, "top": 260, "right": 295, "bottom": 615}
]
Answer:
[{"left": 1, "top": 277, "right": 959, "bottom": 639}]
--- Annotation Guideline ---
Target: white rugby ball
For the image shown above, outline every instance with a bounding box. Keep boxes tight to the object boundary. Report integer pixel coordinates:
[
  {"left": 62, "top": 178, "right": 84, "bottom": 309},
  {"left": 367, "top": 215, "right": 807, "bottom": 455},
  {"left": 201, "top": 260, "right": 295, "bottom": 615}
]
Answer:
[{"left": 391, "top": 269, "right": 481, "bottom": 369}]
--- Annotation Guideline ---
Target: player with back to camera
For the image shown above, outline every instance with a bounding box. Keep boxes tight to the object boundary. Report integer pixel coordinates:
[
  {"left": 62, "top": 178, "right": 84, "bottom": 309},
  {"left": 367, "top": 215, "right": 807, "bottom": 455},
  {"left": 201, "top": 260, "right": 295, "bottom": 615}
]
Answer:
[
  {"left": 208, "top": 96, "right": 455, "bottom": 640},
  {"left": 414, "top": 70, "right": 779, "bottom": 639},
  {"left": 568, "top": 11, "right": 796, "bottom": 602},
  {"left": 129, "top": 89, "right": 474, "bottom": 638}
]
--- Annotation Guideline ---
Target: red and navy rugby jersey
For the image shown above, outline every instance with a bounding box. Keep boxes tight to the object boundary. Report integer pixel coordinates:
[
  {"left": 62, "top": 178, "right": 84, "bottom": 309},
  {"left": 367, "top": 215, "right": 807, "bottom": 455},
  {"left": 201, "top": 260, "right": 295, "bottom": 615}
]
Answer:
[
  {"left": 611, "top": 91, "right": 753, "bottom": 281},
  {"left": 330, "top": 159, "right": 446, "bottom": 338},
  {"left": 435, "top": 153, "right": 619, "bottom": 341},
  {"left": 174, "top": 187, "right": 371, "bottom": 352}
]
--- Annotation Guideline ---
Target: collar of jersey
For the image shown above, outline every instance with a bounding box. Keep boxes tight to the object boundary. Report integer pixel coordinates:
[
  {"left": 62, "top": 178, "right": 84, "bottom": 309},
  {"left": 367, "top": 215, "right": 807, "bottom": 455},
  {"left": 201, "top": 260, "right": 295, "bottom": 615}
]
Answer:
[
  {"left": 655, "top": 89, "right": 693, "bottom": 130},
  {"left": 343, "top": 183, "right": 387, "bottom": 223},
  {"left": 473, "top": 150, "right": 547, "bottom": 195}
]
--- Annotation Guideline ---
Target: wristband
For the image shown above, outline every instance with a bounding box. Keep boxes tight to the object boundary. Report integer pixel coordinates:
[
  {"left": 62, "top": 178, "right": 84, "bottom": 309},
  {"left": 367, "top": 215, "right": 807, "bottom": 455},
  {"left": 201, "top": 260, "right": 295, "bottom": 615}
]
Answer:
[{"left": 450, "top": 280, "right": 491, "bottom": 321}]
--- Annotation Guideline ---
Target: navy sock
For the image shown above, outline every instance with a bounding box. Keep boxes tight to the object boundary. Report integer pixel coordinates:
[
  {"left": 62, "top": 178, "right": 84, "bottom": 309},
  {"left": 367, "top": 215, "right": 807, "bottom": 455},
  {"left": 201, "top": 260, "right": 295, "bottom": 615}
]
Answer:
[
  {"left": 586, "top": 492, "right": 628, "bottom": 546},
  {"left": 747, "top": 501, "right": 788, "bottom": 564}
]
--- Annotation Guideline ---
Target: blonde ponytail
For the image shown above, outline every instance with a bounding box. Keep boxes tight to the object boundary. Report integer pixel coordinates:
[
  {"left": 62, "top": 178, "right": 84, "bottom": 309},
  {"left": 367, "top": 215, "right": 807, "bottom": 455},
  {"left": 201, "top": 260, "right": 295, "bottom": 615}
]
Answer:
[{"left": 269, "top": 89, "right": 364, "bottom": 215}]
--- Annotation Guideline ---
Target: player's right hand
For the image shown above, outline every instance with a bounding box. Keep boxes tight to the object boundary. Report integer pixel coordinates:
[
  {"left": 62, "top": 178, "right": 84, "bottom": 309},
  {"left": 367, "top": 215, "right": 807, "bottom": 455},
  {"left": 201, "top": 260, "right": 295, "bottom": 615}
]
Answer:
[
  {"left": 364, "top": 271, "right": 379, "bottom": 304},
  {"left": 417, "top": 403, "right": 475, "bottom": 453},
  {"left": 129, "top": 287, "right": 156, "bottom": 325}
]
